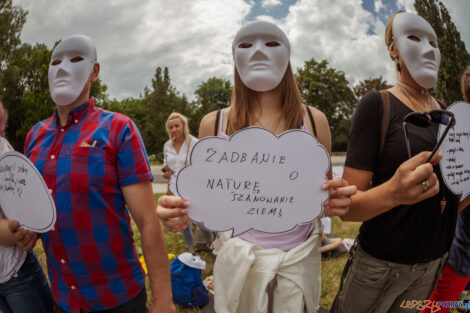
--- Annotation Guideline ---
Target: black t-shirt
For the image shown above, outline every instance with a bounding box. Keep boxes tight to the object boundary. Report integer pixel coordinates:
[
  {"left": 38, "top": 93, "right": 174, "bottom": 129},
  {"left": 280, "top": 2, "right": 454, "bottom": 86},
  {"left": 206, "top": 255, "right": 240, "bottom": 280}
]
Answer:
[{"left": 345, "top": 91, "right": 458, "bottom": 264}]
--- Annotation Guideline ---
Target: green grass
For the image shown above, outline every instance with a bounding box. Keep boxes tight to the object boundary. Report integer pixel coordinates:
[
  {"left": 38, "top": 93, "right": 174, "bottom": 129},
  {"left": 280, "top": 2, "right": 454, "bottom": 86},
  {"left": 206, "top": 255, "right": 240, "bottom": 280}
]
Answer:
[{"left": 34, "top": 193, "right": 360, "bottom": 312}]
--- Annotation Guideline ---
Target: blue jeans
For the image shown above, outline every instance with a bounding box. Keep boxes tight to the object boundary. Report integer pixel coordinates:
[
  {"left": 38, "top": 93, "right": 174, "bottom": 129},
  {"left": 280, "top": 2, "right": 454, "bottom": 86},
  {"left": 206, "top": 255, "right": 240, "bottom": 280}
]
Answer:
[
  {"left": 0, "top": 251, "right": 54, "bottom": 313},
  {"left": 182, "top": 223, "right": 214, "bottom": 248}
]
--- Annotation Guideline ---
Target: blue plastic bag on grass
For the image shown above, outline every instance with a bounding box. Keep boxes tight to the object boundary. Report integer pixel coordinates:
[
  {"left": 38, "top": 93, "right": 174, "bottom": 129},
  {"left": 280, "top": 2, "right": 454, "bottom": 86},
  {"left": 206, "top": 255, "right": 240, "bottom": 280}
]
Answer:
[{"left": 171, "top": 252, "right": 208, "bottom": 308}]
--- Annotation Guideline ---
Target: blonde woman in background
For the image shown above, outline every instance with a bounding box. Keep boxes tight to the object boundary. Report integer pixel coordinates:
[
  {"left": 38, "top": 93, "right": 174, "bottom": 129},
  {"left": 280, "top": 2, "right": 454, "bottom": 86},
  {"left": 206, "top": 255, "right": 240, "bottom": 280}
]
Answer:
[{"left": 162, "top": 112, "right": 213, "bottom": 254}]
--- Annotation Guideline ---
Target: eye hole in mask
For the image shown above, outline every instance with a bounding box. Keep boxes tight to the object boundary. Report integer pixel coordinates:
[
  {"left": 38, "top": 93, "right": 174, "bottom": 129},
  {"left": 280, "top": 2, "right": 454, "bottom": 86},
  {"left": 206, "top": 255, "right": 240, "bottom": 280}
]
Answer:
[
  {"left": 407, "top": 35, "right": 420, "bottom": 42},
  {"left": 429, "top": 40, "right": 438, "bottom": 48},
  {"left": 265, "top": 41, "right": 280, "bottom": 47},
  {"left": 71, "top": 56, "right": 84, "bottom": 63},
  {"left": 238, "top": 42, "right": 253, "bottom": 48},
  {"left": 51, "top": 59, "right": 61, "bottom": 66}
]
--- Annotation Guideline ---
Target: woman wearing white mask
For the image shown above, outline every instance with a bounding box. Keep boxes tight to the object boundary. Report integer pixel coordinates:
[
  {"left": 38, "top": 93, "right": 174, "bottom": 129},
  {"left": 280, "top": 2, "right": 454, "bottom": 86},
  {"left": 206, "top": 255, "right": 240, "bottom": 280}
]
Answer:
[
  {"left": 330, "top": 12, "right": 467, "bottom": 313},
  {"left": 157, "top": 21, "right": 356, "bottom": 313}
]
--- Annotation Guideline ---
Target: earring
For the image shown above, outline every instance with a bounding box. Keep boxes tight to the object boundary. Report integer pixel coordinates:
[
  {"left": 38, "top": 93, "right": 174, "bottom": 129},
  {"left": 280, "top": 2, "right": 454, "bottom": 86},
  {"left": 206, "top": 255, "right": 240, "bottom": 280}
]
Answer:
[{"left": 395, "top": 58, "right": 401, "bottom": 74}]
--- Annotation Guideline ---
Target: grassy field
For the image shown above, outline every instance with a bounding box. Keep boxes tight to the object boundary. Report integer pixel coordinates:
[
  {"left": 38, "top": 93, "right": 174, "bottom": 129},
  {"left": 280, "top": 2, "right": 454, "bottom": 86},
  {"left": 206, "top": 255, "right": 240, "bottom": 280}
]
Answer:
[{"left": 34, "top": 193, "right": 361, "bottom": 312}]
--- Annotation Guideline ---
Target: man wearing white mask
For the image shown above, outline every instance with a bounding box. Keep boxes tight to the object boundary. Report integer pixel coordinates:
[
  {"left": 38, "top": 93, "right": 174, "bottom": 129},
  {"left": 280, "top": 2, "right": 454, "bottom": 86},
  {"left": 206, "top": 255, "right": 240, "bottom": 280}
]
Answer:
[
  {"left": 330, "top": 12, "right": 463, "bottom": 313},
  {"left": 24, "top": 35, "right": 176, "bottom": 313}
]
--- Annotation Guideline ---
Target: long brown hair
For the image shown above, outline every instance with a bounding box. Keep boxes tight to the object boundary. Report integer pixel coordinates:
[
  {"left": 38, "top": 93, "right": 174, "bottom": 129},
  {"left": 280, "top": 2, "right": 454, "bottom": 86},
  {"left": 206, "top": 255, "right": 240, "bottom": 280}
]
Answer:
[
  {"left": 227, "top": 62, "right": 304, "bottom": 135},
  {"left": 461, "top": 65, "right": 470, "bottom": 102}
]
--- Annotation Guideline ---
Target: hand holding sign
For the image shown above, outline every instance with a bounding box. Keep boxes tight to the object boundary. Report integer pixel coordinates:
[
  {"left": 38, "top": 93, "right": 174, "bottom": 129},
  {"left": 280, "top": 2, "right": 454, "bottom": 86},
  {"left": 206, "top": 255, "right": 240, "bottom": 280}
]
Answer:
[
  {"left": 0, "top": 151, "right": 56, "bottom": 232},
  {"left": 439, "top": 102, "right": 470, "bottom": 201},
  {"left": 176, "top": 127, "right": 330, "bottom": 237}
]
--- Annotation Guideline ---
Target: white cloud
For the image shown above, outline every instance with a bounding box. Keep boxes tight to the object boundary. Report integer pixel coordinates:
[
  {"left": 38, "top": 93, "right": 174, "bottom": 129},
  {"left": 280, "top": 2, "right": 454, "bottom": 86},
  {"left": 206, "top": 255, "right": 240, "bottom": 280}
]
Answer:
[
  {"left": 13, "top": 0, "right": 251, "bottom": 99},
  {"left": 279, "top": 0, "right": 397, "bottom": 87},
  {"left": 262, "top": 0, "right": 282, "bottom": 8},
  {"left": 11, "top": 0, "right": 470, "bottom": 101},
  {"left": 374, "top": 0, "right": 384, "bottom": 13},
  {"left": 444, "top": 0, "right": 470, "bottom": 55}
]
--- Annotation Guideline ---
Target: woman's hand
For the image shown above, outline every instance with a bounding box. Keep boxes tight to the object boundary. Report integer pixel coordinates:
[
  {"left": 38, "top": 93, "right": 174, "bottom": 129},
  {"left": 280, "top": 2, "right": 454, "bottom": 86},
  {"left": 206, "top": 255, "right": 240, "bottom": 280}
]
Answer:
[
  {"left": 156, "top": 195, "right": 190, "bottom": 232},
  {"left": 387, "top": 151, "right": 441, "bottom": 206},
  {"left": 8, "top": 220, "right": 39, "bottom": 251},
  {"left": 322, "top": 177, "right": 357, "bottom": 216},
  {"left": 161, "top": 169, "right": 173, "bottom": 179}
]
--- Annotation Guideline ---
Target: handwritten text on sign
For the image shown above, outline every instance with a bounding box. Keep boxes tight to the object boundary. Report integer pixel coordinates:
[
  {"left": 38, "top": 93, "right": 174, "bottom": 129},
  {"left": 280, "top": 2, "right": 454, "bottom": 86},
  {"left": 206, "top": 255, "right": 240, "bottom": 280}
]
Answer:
[
  {"left": 176, "top": 127, "right": 330, "bottom": 237},
  {"left": 0, "top": 151, "right": 56, "bottom": 232},
  {"left": 439, "top": 102, "right": 470, "bottom": 201}
]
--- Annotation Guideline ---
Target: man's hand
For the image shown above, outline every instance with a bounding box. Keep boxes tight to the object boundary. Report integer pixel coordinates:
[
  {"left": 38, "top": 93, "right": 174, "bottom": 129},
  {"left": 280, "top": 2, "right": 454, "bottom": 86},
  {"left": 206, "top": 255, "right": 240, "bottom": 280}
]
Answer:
[
  {"left": 149, "top": 300, "right": 177, "bottom": 313},
  {"left": 8, "top": 220, "right": 39, "bottom": 251}
]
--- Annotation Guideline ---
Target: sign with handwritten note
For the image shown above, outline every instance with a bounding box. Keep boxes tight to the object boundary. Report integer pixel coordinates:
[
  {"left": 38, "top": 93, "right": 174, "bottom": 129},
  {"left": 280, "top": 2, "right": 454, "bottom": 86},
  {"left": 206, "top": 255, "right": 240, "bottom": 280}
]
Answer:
[
  {"left": 439, "top": 102, "right": 470, "bottom": 201},
  {"left": 176, "top": 127, "right": 330, "bottom": 237},
  {"left": 0, "top": 151, "right": 56, "bottom": 232}
]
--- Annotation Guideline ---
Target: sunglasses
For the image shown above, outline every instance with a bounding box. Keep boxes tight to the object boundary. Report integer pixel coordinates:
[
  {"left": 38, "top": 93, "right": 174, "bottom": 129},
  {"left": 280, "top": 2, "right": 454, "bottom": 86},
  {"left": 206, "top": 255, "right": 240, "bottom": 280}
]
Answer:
[{"left": 402, "top": 109, "right": 456, "bottom": 162}]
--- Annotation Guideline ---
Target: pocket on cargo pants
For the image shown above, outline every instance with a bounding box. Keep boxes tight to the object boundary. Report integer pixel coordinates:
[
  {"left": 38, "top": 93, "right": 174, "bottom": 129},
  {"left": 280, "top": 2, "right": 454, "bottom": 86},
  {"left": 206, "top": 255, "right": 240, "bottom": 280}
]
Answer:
[{"left": 337, "top": 250, "right": 391, "bottom": 313}]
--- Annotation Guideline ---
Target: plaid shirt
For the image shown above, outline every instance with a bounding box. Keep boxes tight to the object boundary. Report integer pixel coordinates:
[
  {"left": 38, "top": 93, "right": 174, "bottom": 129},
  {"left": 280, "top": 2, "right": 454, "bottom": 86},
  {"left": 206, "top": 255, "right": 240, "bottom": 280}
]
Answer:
[{"left": 24, "top": 98, "right": 153, "bottom": 313}]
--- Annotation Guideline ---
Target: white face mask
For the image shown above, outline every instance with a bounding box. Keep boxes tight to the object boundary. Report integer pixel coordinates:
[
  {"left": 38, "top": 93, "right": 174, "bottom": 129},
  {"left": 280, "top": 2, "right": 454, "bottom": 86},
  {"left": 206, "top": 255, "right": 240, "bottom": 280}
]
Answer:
[
  {"left": 233, "top": 21, "right": 290, "bottom": 92},
  {"left": 392, "top": 12, "right": 440, "bottom": 89},
  {"left": 48, "top": 35, "right": 96, "bottom": 106}
]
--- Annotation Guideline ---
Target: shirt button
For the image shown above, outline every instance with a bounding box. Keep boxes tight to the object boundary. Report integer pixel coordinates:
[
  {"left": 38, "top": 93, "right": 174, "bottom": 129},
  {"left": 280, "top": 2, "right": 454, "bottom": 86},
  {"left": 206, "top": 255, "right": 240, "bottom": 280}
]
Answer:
[
  {"left": 48, "top": 189, "right": 52, "bottom": 194},
  {"left": 60, "top": 259, "right": 65, "bottom": 264},
  {"left": 60, "top": 128, "right": 64, "bottom": 132},
  {"left": 50, "top": 155, "right": 55, "bottom": 159},
  {"left": 71, "top": 285, "right": 76, "bottom": 290},
  {"left": 74, "top": 119, "right": 78, "bottom": 124}
]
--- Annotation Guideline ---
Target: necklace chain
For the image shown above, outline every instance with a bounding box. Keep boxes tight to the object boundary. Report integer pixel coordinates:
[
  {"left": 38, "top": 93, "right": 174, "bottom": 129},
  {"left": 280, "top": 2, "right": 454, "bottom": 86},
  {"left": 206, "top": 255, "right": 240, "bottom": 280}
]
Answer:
[
  {"left": 397, "top": 82, "right": 433, "bottom": 112},
  {"left": 253, "top": 113, "right": 283, "bottom": 133}
]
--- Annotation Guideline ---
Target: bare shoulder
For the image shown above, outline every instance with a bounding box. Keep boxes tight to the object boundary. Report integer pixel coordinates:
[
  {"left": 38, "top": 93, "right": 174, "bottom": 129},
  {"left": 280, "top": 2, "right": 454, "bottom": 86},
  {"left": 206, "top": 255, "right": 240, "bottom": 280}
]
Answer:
[
  {"left": 199, "top": 110, "right": 219, "bottom": 139},
  {"left": 306, "top": 105, "right": 329, "bottom": 127}
]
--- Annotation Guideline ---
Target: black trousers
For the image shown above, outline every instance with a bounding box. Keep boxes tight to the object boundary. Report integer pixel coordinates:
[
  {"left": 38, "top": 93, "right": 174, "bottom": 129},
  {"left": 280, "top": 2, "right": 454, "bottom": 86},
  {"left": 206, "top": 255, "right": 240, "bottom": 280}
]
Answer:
[{"left": 54, "top": 287, "right": 147, "bottom": 313}]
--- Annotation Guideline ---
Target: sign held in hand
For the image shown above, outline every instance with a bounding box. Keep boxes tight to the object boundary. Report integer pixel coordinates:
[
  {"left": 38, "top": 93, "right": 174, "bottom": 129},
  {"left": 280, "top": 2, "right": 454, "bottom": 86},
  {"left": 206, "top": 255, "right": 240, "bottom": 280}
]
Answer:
[
  {"left": 439, "top": 102, "right": 470, "bottom": 201},
  {"left": 0, "top": 151, "right": 56, "bottom": 232},
  {"left": 176, "top": 127, "right": 330, "bottom": 237}
]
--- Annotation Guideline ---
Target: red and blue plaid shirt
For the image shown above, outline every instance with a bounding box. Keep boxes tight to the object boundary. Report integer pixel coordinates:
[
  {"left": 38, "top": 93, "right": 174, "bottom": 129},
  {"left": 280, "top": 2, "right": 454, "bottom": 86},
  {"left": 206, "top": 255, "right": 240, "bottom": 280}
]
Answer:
[{"left": 24, "top": 98, "right": 153, "bottom": 313}]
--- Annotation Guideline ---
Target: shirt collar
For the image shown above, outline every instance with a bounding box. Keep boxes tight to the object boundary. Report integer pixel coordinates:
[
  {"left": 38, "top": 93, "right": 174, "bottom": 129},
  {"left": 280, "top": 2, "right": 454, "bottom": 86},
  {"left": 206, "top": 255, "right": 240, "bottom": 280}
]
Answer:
[{"left": 53, "top": 97, "right": 95, "bottom": 127}]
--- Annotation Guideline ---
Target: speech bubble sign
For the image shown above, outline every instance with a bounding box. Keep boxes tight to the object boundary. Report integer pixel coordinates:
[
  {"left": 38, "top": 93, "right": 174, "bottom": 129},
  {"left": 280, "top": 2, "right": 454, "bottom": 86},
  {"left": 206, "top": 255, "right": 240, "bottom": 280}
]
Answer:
[
  {"left": 439, "top": 102, "right": 470, "bottom": 201},
  {"left": 0, "top": 151, "right": 56, "bottom": 232},
  {"left": 176, "top": 127, "right": 330, "bottom": 237}
]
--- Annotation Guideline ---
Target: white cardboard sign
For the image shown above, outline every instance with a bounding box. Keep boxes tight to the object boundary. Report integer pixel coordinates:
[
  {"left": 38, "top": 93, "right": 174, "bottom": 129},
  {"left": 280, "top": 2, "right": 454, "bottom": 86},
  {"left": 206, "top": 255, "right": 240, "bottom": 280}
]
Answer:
[
  {"left": 176, "top": 127, "right": 330, "bottom": 237},
  {"left": 439, "top": 102, "right": 470, "bottom": 201},
  {"left": 0, "top": 151, "right": 56, "bottom": 232}
]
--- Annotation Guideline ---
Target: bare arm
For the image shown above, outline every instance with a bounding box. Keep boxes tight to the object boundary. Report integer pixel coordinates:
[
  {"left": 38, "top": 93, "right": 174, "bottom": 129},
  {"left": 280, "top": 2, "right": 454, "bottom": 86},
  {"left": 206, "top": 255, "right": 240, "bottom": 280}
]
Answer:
[
  {"left": 459, "top": 195, "right": 470, "bottom": 211},
  {"left": 307, "top": 106, "right": 357, "bottom": 216},
  {"left": 341, "top": 151, "right": 442, "bottom": 222},
  {"left": 0, "top": 218, "right": 18, "bottom": 245},
  {"left": 122, "top": 182, "right": 176, "bottom": 313}
]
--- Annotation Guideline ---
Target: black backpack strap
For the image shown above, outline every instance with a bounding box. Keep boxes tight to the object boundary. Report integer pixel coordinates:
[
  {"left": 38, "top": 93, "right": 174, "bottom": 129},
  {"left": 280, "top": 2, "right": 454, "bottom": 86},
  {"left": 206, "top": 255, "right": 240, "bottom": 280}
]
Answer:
[
  {"left": 379, "top": 90, "right": 391, "bottom": 156},
  {"left": 305, "top": 105, "right": 317, "bottom": 137},
  {"left": 214, "top": 109, "right": 221, "bottom": 136}
]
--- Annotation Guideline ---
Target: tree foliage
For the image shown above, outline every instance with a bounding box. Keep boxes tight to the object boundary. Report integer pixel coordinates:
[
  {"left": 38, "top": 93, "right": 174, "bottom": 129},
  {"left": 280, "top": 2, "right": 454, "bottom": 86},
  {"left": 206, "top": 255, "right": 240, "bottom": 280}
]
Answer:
[
  {"left": 2, "top": 43, "right": 53, "bottom": 150},
  {"left": 353, "top": 76, "right": 392, "bottom": 99},
  {"left": 415, "top": 0, "right": 470, "bottom": 103},
  {"left": 0, "top": 0, "right": 26, "bottom": 70},
  {"left": 189, "top": 77, "right": 232, "bottom": 136},
  {"left": 296, "top": 58, "right": 356, "bottom": 151}
]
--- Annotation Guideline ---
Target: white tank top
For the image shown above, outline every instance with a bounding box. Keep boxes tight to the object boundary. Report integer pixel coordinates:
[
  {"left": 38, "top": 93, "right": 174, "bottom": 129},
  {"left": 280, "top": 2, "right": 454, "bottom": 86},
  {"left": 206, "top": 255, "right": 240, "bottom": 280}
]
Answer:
[{"left": 0, "top": 136, "right": 27, "bottom": 284}]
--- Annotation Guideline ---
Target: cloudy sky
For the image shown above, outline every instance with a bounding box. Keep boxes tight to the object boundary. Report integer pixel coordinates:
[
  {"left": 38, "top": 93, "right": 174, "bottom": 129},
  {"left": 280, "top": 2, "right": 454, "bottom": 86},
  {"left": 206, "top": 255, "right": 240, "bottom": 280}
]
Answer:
[{"left": 13, "top": 0, "right": 470, "bottom": 100}]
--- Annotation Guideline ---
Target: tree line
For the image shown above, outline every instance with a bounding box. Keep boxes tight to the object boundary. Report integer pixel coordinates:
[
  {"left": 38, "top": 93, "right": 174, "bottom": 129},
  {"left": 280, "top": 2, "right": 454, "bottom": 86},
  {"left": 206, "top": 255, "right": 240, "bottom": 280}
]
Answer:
[{"left": 0, "top": 0, "right": 468, "bottom": 159}]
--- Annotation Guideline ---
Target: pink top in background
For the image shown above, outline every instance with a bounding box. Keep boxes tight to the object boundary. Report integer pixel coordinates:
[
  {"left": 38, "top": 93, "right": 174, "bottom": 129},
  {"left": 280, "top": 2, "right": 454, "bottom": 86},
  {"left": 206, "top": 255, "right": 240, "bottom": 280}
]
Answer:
[{"left": 217, "top": 109, "right": 316, "bottom": 251}]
